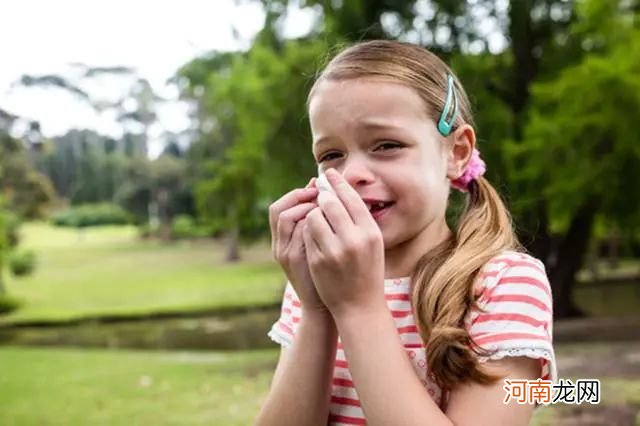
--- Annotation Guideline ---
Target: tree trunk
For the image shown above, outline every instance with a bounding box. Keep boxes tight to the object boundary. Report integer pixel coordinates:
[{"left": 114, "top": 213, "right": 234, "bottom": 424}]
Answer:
[
  {"left": 508, "top": 0, "right": 537, "bottom": 141},
  {"left": 226, "top": 226, "right": 240, "bottom": 262},
  {"left": 607, "top": 229, "right": 620, "bottom": 269},
  {"left": 508, "top": 0, "right": 553, "bottom": 265},
  {"left": 548, "top": 198, "right": 598, "bottom": 318},
  {"left": 587, "top": 237, "right": 600, "bottom": 282},
  {"left": 518, "top": 199, "right": 553, "bottom": 265},
  {"left": 157, "top": 189, "right": 172, "bottom": 242}
]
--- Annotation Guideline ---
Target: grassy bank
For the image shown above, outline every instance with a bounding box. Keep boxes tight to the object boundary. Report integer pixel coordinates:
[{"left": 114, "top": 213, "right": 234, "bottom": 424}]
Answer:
[
  {"left": 0, "top": 346, "right": 277, "bottom": 425},
  {"left": 2, "top": 223, "right": 283, "bottom": 325},
  {"left": 2, "top": 344, "right": 639, "bottom": 425}
]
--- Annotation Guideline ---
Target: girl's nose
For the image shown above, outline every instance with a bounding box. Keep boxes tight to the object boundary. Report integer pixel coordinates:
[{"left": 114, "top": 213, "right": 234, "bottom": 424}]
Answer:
[{"left": 341, "top": 155, "right": 375, "bottom": 187}]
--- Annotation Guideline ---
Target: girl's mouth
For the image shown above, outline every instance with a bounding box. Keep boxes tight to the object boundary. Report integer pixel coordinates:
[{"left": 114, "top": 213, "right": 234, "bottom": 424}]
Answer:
[{"left": 365, "top": 201, "right": 395, "bottom": 221}]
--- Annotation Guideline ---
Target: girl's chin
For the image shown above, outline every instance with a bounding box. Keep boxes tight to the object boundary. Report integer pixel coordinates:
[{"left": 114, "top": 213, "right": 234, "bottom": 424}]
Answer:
[{"left": 379, "top": 228, "right": 401, "bottom": 250}]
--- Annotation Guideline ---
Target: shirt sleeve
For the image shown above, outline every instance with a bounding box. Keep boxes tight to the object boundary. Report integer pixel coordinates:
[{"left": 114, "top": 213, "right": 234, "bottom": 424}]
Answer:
[
  {"left": 267, "top": 281, "right": 302, "bottom": 348},
  {"left": 466, "top": 251, "right": 558, "bottom": 384}
]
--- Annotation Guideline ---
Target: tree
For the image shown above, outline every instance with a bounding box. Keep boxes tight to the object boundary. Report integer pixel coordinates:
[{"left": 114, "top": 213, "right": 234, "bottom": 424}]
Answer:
[
  {"left": 180, "top": 39, "right": 327, "bottom": 260},
  {"left": 513, "top": 7, "right": 640, "bottom": 316},
  {"left": 0, "top": 199, "right": 9, "bottom": 294},
  {"left": 0, "top": 133, "right": 55, "bottom": 219}
]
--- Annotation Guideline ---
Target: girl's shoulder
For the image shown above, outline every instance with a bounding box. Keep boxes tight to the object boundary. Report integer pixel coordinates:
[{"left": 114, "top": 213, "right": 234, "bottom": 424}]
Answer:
[
  {"left": 482, "top": 249, "right": 546, "bottom": 272},
  {"left": 473, "top": 250, "right": 550, "bottom": 299}
]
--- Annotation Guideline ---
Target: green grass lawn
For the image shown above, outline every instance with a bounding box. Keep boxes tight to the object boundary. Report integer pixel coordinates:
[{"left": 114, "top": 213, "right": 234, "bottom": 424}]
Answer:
[
  {"left": 1, "top": 345, "right": 639, "bottom": 425},
  {"left": 2, "top": 223, "right": 284, "bottom": 325},
  {"left": 0, "top": 346, "right": 278, "bottom": 426},
  {"left": 2, "top": 222, "right": 639, "bottom": 324}
]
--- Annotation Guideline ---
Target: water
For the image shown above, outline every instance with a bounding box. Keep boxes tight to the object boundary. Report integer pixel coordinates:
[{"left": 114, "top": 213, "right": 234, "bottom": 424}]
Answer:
[
  {"left": 0, "top": 308, "right": 281, "bottom": 351},
  {"left": 1, "top": 281, "right": 638, "bottom": 351}
]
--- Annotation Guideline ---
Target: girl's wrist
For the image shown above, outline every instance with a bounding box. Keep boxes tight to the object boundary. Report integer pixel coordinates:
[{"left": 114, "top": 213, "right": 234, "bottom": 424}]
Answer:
[
  {"left": 299, "top": 308, "right": 339, "bottom": 345},
  {"left": 331, "top": 299, "right": 390, "bottom": 330},
  {"left": 301, "top": 306, "right": 336, "bottom": 326}
]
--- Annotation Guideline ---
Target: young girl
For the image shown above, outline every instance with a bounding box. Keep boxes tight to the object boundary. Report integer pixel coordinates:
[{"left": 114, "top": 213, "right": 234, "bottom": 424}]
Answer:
[{"left": 256, "top": 40, "right": 556, "bottom": 426}]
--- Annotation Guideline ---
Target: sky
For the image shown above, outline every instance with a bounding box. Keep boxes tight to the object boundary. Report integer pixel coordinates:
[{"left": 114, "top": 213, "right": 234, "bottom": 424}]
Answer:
[{"left": 0, "top": 0, "right": 316, "bottom": 156}]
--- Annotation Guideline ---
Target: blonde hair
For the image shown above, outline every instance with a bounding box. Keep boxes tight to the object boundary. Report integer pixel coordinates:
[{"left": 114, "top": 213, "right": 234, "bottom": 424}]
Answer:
[{"left": 308, "top": 40, "right": 522, "bottom": 390}]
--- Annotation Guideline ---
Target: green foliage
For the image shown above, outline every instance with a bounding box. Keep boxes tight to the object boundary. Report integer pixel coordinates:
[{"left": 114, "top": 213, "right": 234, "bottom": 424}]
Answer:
[
  {"left": 182, "top": 39, "right": 328, "bottom": 241},
  {"left": 0, "top": 294, "right": 21, "bottom": 314},
  {"left": 51, "top": 203, "right": 131, "bottom": 228},
  {"left": 8, "top": 249, "right": 36, "bottom": 277},
  {"left": 0, "top": 198, "right": 33, "bottom": 293},
  {"left": 0, "top": 199, "right": 8, "bottom": 280},
  {"left": 171, "top": 215, "right": 211, "bottom": 239},
  {"left": 0, "top": 133, "right": 56, "bottom": 219},
  {"left": 450, "top": 52, "right": 515, "bottom": 187},
  {"left": 37, "top": 130, "right": 144, "bottom": 205},
  {"left": 513, "top": 24, "right": 640, "bottom": 233}
]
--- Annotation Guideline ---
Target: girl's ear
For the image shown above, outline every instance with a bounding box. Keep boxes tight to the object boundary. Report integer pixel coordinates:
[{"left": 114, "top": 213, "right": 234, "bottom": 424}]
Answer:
[{"left": 446, "top": 124, "right": 476, "bottom": 181}]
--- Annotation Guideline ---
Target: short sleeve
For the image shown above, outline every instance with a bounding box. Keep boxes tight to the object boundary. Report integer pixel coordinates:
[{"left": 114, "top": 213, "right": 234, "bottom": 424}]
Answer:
[
  {"left": 466, "top": 251, "right": 558, "bottom": 384},
  {"left": 267, "top": 281, "right": 302, "bottom": 348}
]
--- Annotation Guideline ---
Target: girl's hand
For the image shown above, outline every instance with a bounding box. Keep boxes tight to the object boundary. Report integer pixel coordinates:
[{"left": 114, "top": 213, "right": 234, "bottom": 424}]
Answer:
[
  {"left": 302, "top": 169, "right": 385, "bottom": 319},
  {"left": 269, "top": 179, "right": 328, "bottom": 313}
]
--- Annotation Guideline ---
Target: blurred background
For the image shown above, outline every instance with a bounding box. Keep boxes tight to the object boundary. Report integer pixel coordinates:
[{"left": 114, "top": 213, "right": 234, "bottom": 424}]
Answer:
[{"left": 0, "top": 0, "right": 639, "bottom": 424}]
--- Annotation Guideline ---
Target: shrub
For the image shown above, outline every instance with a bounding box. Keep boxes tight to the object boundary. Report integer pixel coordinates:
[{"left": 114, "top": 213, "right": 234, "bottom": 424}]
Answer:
[
  {"left": 0, "top": 294, "right": 21, "bottom": 315},
  {"left": 51, "top": 203, "right": 131, "bottom": 228},
  {"left": 9, "top": 250, "right": 36, "bottom": 277},
  {"left": 172, "top": 215, "right": 211, "bottom": 239}
]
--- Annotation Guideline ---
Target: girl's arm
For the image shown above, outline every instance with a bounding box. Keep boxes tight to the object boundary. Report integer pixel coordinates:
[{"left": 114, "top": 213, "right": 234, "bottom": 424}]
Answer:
[
  {"left": 255, "top": 309, "right": 338, "bottom": 426},
  {"left": 335, "top": 305, "right": 452, "bottom": 426},
  {"left": 335, "top": 306, "right": 540, "bottom": 426}
]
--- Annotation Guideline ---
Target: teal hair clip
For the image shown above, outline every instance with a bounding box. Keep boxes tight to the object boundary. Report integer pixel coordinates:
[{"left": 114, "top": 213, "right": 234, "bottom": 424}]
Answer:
[{"left": 437, "top": 74, "right": 458, "bottom": 137}]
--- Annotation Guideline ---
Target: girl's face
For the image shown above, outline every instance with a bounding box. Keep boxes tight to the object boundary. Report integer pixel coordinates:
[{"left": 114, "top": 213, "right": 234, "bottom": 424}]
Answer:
[{"left": 308, "top": 78, "right": 457, "bottom": 250}]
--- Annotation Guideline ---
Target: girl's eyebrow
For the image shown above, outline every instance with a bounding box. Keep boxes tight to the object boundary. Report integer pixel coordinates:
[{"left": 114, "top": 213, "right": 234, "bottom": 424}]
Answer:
[
  {"left": 312, "top": 137, "right": 333, "bottom": 150},
  {"left": 358, "top": 119, "right": 402, "bottom": 131}
]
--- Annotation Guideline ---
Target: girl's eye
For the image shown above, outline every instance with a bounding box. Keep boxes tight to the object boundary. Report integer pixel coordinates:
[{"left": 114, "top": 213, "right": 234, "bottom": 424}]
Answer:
[
  {"left": 374, "top": 141, "right": 402, "bottom": 151},
  {"left": 318, "top": 152, "right": 342, "bottom": 163}
]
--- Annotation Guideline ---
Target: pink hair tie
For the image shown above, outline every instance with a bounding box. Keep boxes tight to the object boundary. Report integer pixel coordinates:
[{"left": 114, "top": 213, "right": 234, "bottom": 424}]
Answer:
[{"left": 451, "top": 148, "right": 486, "bottom": 192}]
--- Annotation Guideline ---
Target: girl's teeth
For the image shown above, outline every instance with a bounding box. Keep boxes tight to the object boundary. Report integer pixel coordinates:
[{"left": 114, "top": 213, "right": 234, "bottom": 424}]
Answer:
[{"left": 367, "top": 202, "right": 387, "bottom": 212}]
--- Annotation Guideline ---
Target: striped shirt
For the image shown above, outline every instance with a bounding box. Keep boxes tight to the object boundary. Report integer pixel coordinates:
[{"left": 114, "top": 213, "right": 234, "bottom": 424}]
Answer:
[{"left": 268, "top": 250, "right": 557, "bottom": 425}]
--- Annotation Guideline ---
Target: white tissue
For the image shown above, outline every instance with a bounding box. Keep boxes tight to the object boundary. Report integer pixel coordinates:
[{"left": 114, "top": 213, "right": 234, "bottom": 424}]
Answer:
[{"left": 316, "top": 173, "right": 335, "bottom": 195}]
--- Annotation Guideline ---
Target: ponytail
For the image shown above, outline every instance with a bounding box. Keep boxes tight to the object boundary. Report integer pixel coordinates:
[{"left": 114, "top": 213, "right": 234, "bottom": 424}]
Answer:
[{"left": 411, "top": 176, "right": 521, "bottom": 389}]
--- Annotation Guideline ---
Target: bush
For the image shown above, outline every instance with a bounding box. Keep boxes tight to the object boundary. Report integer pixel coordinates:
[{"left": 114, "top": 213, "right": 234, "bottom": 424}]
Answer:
[
  {"left": 137, "top": 223, "right": 154, "bottom": 239},
  {"left": 171, "top": 215, "right": 211, "bottom": 239},
  {"left": 9, "top": 250, "right": 36, "bottom": 277},
  {"left": 51, "top": 203, "right": 131, "bottom": 228},
  {"left": 4, "top": 211, "right": 21, "bottom": 248},
  {"left": 0, "top": 294, "right": 21, "bottom": 315}
]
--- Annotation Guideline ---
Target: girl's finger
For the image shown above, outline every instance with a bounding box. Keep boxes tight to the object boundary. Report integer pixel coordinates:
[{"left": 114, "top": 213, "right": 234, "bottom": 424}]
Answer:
[
  {"left": 276, "top": 202, "right": 317, "bottom": 249},
  {"left": 324, "top": 168, "right": 375, "bottom": 227},
  {"left": 306, "top": 177, "right": 317, "bottom": 189},
  {"left": 305, "top": 207, "right": 338, "bottom": 254},
  {"left": 316, "top": 190, "right": 352, "bottom": 236},
  {"left": 288, "top": 219, "right": 305, "bottom": 253},
  {"left": 302, "top": 220, "right": 322, "bottom": 260},
  {"left": 269, "top": 185, "right": 318, "bottom": 237}
]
